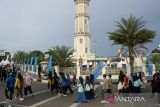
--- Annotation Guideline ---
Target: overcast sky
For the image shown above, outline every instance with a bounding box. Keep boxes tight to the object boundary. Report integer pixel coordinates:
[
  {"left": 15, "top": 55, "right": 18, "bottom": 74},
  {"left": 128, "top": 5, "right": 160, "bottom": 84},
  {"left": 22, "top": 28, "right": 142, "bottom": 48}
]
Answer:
[{"left": 0, "top": 0, "right": 159, "bottom": 57}]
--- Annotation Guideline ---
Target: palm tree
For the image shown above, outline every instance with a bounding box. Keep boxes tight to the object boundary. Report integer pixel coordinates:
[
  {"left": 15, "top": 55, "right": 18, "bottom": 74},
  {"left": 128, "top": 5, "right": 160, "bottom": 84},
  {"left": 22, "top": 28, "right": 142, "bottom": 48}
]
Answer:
[
  {"left": 151, "top": 48, "right": 160, "bottom": 72},
  {"left": 12, "top": 51, "right": 28, "bottom": 64},
  {"left": 47, "top": 45, "right": 74, "bottom": 71},
  {"left": 28, "top": 50, "right": 45, "bottom": 64},
  {"left": 108, "top": 15, "right": 156, "bottom": 73}
]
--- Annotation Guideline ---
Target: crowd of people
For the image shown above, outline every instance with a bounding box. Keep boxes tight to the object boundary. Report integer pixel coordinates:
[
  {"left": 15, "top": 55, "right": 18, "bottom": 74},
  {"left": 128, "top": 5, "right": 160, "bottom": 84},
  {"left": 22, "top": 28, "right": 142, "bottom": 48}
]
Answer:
[
  {"left": 100, "top": 70, "right": 160, "bottom": 104},
  {"left": 1, "top": 64, "right": 160, "bottom": 104},
  {"left": 47, "top": 70, "right": 96, "bottom": 102},
  {"left": 0, "top": 64, "right": 34, "bottom": 101}
]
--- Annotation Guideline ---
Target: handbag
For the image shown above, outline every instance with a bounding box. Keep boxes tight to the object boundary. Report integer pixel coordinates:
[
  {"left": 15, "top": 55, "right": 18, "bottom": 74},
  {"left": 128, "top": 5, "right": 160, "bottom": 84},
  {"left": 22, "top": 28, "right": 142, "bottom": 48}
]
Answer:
[{"left": 117, "top": 82, "right": 123, "bottom": 90}]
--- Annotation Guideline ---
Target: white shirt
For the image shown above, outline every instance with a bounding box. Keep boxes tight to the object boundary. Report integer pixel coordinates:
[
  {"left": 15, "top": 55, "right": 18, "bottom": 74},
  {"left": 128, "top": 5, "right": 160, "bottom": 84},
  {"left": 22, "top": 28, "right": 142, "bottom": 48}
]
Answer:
[{"left": 77, "top": 83, "right": 85, "bottom": 93}]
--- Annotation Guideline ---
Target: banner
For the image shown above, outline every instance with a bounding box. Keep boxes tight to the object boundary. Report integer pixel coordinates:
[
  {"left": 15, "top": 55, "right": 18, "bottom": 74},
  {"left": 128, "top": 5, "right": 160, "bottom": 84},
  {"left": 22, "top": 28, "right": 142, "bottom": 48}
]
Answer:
[
  {"left": 92, "top": 61, "right": 105, "bottom": 80},
  {"left": 27, "top": 58, "right": 30, "bottom": 65},
  {"left": 146, "top": 56, "right": 152, "bottom": 75},
  {"left": 47, "top": 56, "right": 52, "bottom": 74},
  {"left": 29, "top": 57, "right": 33, "bottom": 71},
  {"left": 22, "top": 59, "right": 26, "bottom": 72},
  {"left": 34, "top": 57, "right": 38, "bottom": 72}
]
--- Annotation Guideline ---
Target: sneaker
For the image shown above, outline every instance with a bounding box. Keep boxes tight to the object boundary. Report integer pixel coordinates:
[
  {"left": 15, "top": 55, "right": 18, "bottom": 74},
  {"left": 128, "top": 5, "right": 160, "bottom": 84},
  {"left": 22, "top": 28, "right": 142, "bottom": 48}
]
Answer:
[
  {"left": 101, "top": 100, "right": 106, "bottom": 104},
  {"left": 82, "top": 101, "right": 88, "bottom": 103},
  {"left": 31, "top": 94, "right": 34, "bottom": 98},
  {"left": 63, "top": 94, "right": 67, "bottom": 96},
  {"left": 19, "top": 98, "right": 24, "bottom": 101},
  {"left": 73, "top": 101, "right": 79, "bottom": 103},
  {"left": 95, "top": 94, "right": 98, "bottom": 98},
  {"left": 105, "top": 101, "right": 109, "bottom": 103},
  {"left": 6, "top": 99, "right": 9, "bottom": 101},
  {"left": 58, "top": 93, "right": 61, "bottom": 96}
]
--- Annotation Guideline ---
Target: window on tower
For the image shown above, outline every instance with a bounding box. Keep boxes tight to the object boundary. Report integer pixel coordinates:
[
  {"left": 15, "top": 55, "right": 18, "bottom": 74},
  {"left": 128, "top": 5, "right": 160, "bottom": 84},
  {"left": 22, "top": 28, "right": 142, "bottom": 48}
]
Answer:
[
  {"left": 80, "top": 39, "right": 83, "bottom": 44},
  {"left": 85, "top": 48, "right": 88, "bottom": 53},
  {"left": 85, "top": 19, "right": 87, "bottom": 24},
  {"left": 80, "top": 29, "right": 83, "bottom": 32}
]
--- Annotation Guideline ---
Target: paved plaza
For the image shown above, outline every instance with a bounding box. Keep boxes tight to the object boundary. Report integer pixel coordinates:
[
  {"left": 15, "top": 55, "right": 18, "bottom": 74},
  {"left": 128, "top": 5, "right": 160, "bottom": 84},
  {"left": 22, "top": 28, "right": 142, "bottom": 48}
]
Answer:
[{"left": 1, "top": 78, "right": 160, "bottom": 107}]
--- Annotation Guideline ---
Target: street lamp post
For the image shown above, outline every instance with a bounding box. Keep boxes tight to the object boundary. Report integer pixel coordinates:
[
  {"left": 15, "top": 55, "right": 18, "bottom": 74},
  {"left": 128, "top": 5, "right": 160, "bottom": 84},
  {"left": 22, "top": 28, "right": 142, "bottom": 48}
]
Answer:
[
  {"left": 94, "top": 41, "right": 97, "bottom": 69},
  {"left": 79, "top": 56, "right": 82, "bottom": 73}
]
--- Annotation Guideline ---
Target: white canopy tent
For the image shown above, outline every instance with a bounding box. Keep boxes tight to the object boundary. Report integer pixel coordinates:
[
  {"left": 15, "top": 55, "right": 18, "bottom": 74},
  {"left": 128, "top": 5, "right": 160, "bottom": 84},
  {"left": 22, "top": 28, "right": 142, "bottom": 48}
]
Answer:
[
  {"left": 117, "top": 60, "right": 127, "bottom": 68},
  {"left": 82, "top": 61, "right": 87, "bottom": 65}
]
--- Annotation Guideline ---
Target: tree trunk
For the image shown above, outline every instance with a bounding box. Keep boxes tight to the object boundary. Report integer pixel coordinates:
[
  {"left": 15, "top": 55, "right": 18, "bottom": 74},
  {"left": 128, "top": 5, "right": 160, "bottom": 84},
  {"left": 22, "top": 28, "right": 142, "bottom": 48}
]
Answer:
[{"left": 129, "top": 48, "right": 134, "bottom": 75}]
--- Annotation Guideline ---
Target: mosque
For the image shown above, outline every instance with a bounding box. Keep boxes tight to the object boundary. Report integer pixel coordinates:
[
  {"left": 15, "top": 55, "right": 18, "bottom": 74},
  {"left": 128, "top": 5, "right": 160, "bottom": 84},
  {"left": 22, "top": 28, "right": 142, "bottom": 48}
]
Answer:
[
  {"left": 72, "top": 0, "right": 157, "bottom": 77},
  {"left": 72, "top": 0, "right": 108, "bottom": 76}
]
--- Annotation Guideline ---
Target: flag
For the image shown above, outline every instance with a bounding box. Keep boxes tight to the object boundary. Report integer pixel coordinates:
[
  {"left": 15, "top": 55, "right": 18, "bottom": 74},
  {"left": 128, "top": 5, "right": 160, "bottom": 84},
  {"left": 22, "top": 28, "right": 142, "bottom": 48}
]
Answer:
[
  {"left": 47, "top": 56, "right": 52, "bottom": 74},
  {"left": 26, "top": 58, "right": 30, "bottom": 71},
  {"left": 92, "top": 61, "right": 105, "bottom": 80},
  {"left": 29, "top": 57, "right": 33, "bottom": 71},
  {"left": 147, "top": 56, "right": 152, "bottom": 75},
  {"left": 33, "top": 57, "right": 38, "bottom": 72},
  {"left": 22, "top": 59, "right": 26, "bottom": 71},
  {"left": 27, "top": 58, "right": 30, "bottom": 65}
]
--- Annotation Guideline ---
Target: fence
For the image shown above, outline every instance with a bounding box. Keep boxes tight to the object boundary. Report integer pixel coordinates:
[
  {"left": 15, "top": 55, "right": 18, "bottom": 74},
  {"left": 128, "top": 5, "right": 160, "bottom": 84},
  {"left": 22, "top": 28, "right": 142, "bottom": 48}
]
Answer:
[{"left": 63, "top": 66, "right": 144, "bottom": 76}]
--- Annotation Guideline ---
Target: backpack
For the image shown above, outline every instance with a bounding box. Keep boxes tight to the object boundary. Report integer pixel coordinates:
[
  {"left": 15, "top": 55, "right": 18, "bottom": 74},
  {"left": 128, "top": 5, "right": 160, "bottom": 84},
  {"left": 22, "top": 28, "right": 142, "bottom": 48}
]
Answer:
[
  {"left": 15, "top": 79, "right": 21, "bottom": 88},
  {"left": 117, "top": 81, "right": 123, "bottom": 90},
  {"left": 85, "top": 83, "right": 91, "bottom": 91}
]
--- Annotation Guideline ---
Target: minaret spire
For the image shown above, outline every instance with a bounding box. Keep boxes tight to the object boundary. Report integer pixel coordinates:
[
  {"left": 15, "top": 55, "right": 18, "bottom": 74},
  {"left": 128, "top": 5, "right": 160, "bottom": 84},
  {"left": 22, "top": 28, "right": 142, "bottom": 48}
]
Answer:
[{"left": 74, "top": 0, "right": 91, "bottom": 57}]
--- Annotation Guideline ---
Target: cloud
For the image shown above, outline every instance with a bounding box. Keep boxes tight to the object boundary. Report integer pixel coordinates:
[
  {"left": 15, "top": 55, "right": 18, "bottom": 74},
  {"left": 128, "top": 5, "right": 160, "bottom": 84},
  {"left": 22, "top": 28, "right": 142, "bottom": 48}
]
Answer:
[{"left": 0, "top": 0, "right": 159, "bottom": 56}]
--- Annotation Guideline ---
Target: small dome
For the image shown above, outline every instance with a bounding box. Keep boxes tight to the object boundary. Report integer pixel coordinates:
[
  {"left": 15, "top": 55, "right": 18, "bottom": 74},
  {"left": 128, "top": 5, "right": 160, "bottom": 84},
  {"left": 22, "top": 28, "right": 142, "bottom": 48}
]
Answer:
[{"left": 152, "top": 48, "right": 160, "bottom": 53}]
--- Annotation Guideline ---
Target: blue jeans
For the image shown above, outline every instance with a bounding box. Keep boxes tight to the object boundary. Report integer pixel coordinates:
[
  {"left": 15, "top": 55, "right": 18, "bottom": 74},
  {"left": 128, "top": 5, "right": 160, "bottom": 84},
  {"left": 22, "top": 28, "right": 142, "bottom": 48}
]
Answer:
[{"left": 75, "top": 92, "right": 86, "bottom": 102}]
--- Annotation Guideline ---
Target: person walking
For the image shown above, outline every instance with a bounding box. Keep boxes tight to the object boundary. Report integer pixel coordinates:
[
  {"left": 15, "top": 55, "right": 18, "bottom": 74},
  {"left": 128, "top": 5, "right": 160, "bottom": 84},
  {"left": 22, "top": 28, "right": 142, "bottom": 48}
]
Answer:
[
  {"left": 12, "top": 64, "right": 17, "bottom": 78},
  {"left": 85, "top": 76, "right": 91, "bottom": 101},
  {"left": 38, "top": 64, "right": 42, "bottom": 80},
  {"left": 117, "top": 71, "right": 125, "bottom": 95},
  {"left": 15, "top": 72, "right": 24, "bottom": 101},
  {"left": 60, "top": 72, "right": 67, "bottom": 96},
  {"left": 48, "top": 71, "right": 53, "bottom": 92},
  {"left": 0, "top": 66, "right": 2, "bottom": 84},
  {"left": 133, "top": 73, "right": 142, "bottom": 93},
  {"left": 123, "top": 74, "right": 129, "bottom": 93},
  {"left": 151, "top": 72, "right": 160, "bottom": 105},
  {"left": 53, "top": 70, "right": 61, "bottom": 95},
  {"left": 72, "top": 73, "right": 77, "bottom": 87},
  {"left": 66, "top": 74, "right": 73, "bottom": 94},
  {"left": 1, "top": 66, "right": 7, "bottom": 83},
  {"left": 89, "top": 74, "right": 95, "bottom": 99},
  {"left": 24, "top": 72, "right": 33, "bottom": 96},
  {"left": 156, "top": 73, "right": 160, "bottom": 104},
  {"left": 5, "top": 72, "right": 15, "bottom": 101},
  {"left": 107, "top": 74, "right": 112, "bottom": 96},
  {"left": 100, "top": 74, "right": 107, "bottom": 103},
  {"left": 74, "top": 76, "right": 87, "bottom": 103}
]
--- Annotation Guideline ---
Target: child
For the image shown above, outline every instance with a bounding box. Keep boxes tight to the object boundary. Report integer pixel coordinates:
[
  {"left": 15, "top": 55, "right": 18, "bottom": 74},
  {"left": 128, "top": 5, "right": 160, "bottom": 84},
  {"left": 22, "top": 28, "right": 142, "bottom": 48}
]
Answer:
[{"left": 15, "top": 73, "right": 24, "bottom": 101}]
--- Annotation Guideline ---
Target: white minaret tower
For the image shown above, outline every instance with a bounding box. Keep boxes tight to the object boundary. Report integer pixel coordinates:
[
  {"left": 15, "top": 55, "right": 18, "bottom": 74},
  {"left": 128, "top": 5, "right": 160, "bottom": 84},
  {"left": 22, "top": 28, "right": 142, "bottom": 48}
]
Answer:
[{"left": 74, "top": 0, "right": 91, "bottom": 57}]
